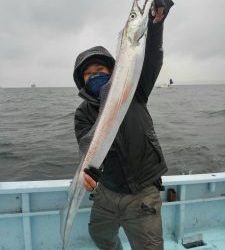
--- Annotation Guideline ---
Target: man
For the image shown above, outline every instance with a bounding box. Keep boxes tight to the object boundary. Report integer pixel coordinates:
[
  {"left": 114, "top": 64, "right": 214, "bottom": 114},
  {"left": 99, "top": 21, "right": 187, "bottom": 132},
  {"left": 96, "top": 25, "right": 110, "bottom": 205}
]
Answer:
[{"left": 73, "top": 0, "right": 174, "bottom": 249}]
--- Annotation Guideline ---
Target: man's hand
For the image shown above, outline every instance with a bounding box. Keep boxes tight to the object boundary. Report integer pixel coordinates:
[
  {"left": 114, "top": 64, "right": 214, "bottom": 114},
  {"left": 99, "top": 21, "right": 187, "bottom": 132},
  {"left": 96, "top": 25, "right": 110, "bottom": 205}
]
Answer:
[
  {"left": 83, "top": 172, "right": 97, "bottom": 192},
  {"left": 151, "top": 7, "right": 165, "bottom": 23},
  {"left": 151, "top": 0, "right": 174, "bottom": 23}
]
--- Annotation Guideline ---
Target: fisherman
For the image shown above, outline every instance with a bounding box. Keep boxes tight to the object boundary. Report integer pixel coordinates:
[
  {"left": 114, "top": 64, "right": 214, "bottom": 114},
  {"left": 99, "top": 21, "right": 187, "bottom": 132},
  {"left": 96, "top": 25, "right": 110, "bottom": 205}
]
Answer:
[{"left": 73, "top": 0, "right": 174, "bottom": 249}]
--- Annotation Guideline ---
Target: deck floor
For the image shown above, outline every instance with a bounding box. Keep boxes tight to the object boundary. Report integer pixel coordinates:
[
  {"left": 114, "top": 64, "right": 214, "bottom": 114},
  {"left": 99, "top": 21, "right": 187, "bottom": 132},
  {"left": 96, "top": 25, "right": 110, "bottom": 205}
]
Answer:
[{"left": 66, "top": 227, "right": 225, "bottom": 250}]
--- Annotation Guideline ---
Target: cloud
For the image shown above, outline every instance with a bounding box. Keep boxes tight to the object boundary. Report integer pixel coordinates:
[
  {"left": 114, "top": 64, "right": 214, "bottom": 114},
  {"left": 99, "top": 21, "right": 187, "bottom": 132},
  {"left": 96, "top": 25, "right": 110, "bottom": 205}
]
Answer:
[
  {"left": 164, "top": 0, "right": 225, "bottom": 60},
  {"left": 0, "top": 0, "right": 225, "bottom": 87}
]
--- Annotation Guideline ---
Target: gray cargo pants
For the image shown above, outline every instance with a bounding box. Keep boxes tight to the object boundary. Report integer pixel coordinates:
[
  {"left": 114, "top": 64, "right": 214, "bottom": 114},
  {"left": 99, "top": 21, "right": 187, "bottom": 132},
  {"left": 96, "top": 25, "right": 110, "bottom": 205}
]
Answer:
[{"left": 88, "top": 183, "right": 164, "bottom": 250}]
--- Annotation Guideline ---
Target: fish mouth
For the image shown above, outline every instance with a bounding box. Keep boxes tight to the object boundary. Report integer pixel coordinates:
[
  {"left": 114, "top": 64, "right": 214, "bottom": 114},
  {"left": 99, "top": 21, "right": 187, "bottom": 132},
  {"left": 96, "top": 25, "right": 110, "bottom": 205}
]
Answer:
[{"left": 136, "top": 0, "right": 151, "bottom": 16}]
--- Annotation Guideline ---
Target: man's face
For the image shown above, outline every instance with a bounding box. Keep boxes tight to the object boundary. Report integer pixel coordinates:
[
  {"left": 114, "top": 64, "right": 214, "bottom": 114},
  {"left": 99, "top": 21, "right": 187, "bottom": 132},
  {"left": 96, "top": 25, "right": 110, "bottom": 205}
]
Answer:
[{"left": 83, "top": 64, "right": 111, "bottom": 83}]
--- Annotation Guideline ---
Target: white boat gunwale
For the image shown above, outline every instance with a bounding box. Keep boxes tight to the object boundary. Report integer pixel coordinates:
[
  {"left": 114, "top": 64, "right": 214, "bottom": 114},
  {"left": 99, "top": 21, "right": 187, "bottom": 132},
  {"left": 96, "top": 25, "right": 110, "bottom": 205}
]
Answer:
[{"left": 0, "top": 172, "right": 225, "bottom": 194}]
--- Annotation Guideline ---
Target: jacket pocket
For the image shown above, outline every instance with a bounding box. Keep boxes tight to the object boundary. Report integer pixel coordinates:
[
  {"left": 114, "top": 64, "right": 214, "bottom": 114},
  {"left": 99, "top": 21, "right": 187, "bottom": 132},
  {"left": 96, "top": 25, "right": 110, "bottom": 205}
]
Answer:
[{"left": 145, "top": 132, "right": 162, "bottom": 163}]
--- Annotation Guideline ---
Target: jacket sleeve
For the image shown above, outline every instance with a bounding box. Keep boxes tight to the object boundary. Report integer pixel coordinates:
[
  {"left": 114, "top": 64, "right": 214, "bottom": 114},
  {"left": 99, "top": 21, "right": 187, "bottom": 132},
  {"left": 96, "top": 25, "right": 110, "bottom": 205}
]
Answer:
[
  {"left": 74, "top": 104, "right": 105, "bottom": 175},
  {"left": 135, "top": 0, "right": 174, "bottom": 103},
  {"left": 135, "top": 20, "right": 164, "bottom": 103},
  {"left": 74, "top": 104, "right": 93, "bottom": 149}
]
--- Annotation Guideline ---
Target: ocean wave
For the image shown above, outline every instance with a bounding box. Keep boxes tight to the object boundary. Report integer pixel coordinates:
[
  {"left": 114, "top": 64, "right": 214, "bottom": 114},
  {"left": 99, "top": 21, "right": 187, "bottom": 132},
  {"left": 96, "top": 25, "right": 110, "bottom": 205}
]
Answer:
[
  {"left": 0, "top": 151, "right": 20, "bottom": 160},
  {"left": 59, "top": 111, "right": 74, "bottom": 120},
  {"left": 201, "top": 109, "right": 225, "bottom": 117},
  {"left": 175, "top": 145, "right": 210, "bottom": 154},
  {"left": 0, "top": 142, "right": 14, "bottom": 147},
  {"left": 209, "top": 109, "right": 225, "bottom": 117}
]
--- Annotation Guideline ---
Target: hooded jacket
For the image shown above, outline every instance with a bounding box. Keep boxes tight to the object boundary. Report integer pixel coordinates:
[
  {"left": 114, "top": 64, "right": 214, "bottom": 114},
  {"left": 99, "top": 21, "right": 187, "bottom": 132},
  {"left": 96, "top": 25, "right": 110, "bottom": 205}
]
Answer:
[{"left": 73, "top": 1, "right": 174, "bottom": 193}]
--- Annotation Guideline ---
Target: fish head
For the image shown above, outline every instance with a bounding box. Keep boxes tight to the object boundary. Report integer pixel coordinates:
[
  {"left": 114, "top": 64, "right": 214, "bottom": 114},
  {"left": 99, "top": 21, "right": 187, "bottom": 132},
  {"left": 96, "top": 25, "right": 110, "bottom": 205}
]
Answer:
[{"left": 124, "top": 0, "right": 151, "bottom": 46}]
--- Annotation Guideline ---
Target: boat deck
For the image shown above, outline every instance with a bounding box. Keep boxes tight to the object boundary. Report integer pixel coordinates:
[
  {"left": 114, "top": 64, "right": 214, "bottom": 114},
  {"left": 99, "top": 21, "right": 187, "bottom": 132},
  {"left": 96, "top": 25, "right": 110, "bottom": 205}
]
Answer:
[{"left": 0, "top": 172, "right": 225, "bottom": 250}]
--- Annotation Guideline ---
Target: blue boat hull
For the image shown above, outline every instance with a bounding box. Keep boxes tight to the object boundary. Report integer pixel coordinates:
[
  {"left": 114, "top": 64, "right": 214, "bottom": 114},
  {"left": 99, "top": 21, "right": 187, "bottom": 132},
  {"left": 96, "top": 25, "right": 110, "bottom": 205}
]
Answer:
[{"left": 0, "top": 173, "right": 225, "bottom": 250}]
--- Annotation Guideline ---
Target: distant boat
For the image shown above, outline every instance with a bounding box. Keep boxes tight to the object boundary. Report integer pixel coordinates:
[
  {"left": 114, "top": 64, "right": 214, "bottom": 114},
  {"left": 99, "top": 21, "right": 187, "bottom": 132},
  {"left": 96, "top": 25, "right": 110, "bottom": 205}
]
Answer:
[
  {"left": 31, "top": 84, "right": 36, "bottom": 88},
  {"left": 157, "top": 78, "right": 174, "bottom": 88},
  {"left": 156, "top": 83, "right": 171, "bottom": 88}
]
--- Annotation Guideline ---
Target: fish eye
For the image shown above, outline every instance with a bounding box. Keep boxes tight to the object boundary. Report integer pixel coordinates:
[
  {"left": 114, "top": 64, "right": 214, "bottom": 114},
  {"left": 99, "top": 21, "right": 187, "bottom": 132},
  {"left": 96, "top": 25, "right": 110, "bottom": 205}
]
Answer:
[{"left": 130, "top": 12, "right": 137, "bottom": 19}]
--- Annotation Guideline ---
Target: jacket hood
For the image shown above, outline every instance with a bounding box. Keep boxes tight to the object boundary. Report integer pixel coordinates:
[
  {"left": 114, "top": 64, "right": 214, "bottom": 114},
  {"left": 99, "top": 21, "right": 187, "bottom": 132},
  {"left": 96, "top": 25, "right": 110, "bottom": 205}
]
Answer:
[
  {"left": 78, "top": 88, "right": 100, "bottom": 106},
  {"left": 73, "top": 46, "right": 115, "bottom": 90}
]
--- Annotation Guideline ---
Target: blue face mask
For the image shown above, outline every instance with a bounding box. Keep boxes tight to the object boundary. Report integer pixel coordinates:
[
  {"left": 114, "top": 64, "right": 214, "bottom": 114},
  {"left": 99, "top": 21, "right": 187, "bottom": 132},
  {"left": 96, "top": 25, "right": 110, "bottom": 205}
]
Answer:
[{"left": 85, "top": 72, "right": 111, "bottom": 98}]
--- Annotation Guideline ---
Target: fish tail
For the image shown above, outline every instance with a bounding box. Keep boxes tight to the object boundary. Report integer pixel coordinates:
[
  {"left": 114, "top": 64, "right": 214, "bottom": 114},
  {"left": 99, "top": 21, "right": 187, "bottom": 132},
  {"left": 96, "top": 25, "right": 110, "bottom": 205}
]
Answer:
[{"left": 60, "top": 204, "right": 69, "bottom": 249}]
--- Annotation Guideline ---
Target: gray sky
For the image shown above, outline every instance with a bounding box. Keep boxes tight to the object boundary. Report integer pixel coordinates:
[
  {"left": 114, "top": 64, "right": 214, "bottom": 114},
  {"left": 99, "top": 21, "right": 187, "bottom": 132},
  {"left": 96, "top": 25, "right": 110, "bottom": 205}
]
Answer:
[{"left": 0, "top": 0, "right": 225, "bottom": 88}]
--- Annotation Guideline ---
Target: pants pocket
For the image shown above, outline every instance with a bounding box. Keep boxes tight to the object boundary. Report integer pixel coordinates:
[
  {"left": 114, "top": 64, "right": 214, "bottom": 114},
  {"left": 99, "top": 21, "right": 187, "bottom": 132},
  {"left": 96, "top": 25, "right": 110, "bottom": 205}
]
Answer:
[{"left": 137, "top": 185, "right": 162, "bottom": 217}]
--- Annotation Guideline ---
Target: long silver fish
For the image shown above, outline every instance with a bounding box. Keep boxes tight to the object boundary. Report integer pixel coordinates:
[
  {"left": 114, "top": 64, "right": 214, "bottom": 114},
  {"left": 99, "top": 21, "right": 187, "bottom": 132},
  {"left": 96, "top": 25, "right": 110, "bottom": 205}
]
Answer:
[{"left": 61, "top": 0, "right": 152, "bottom": 248}]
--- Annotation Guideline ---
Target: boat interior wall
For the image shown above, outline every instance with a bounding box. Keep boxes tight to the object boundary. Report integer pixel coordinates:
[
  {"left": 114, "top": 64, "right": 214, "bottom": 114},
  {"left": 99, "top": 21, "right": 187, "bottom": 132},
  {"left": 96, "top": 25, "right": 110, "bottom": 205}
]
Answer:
[{"left": 0, "top": 173, "right": 225, "bottom": 250}]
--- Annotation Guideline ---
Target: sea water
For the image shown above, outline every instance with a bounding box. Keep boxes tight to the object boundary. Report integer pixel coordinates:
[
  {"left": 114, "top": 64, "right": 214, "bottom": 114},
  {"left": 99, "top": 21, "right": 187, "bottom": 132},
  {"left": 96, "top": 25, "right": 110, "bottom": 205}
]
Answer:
[{"left": 0, "top": 84, "right": 224, "bottom": 181}]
